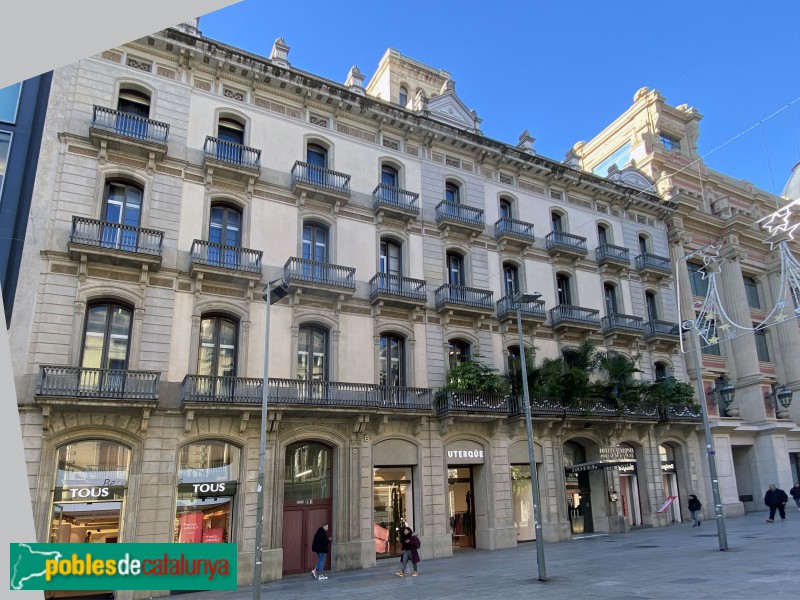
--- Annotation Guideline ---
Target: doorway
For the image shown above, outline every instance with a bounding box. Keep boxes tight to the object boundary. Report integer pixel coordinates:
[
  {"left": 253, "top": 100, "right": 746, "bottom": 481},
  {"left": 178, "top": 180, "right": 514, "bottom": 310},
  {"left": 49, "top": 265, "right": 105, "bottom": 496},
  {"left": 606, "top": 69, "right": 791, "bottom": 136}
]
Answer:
[
  {"left": 282, "top": 441, "right": 333, "bottom": 575},
  {"left": 447, "top": 467, "right": 475, "bottom": 549}
]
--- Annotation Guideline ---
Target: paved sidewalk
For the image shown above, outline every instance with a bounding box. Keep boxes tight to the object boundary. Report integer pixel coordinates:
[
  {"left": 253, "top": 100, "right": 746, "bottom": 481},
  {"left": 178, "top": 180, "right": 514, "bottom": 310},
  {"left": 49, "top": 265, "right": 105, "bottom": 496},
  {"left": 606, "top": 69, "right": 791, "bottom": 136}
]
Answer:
[{"left": 181, "top": 512, "right": 799, "bottom": 600}]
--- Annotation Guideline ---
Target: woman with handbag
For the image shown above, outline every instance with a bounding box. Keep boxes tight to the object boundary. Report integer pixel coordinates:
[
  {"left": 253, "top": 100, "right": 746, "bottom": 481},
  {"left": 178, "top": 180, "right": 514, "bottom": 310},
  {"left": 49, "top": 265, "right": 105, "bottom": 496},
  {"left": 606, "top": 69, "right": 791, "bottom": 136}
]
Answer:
[{"left": 396, "top": 527, "right": 421, "bottom": 577}]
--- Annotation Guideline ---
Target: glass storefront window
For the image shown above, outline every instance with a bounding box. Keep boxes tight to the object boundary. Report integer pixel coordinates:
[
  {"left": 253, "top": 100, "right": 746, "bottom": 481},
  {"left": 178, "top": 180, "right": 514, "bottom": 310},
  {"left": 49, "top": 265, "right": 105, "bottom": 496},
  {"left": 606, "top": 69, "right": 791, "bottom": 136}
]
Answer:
[
  {"left": 0, "top": 131, "right": 12, "bottom": 202},
  {"left": 448, "top": 467, "right": 475, "bottom": 548},
  {"left": 511, "top": 465, "right": 535, "bottom": 541},
  {"left": 174, "top": 441, "right": 240, "bottom": 544},
  {"left": 284, "top": 442, "right": 331, "bottom": 501},
  {"left": 0, "top": 83, "right": 21, "bottom": 124},
  {"left": 373, "top": 467, "right": 413, "bottom": 558}
]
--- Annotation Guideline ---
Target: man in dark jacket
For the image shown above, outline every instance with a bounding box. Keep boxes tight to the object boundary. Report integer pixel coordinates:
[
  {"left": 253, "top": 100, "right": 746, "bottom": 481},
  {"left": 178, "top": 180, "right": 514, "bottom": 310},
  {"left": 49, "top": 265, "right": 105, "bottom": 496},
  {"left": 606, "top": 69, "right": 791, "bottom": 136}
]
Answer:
[
  {"left": 790, "top": 483, "right": 800, "bottom": 510},
  {"left": 311, "top": 523, "right": 331, "bottom": 580},
  {"left": 764, "top": 484, "right": 789, "bottom": 522}
]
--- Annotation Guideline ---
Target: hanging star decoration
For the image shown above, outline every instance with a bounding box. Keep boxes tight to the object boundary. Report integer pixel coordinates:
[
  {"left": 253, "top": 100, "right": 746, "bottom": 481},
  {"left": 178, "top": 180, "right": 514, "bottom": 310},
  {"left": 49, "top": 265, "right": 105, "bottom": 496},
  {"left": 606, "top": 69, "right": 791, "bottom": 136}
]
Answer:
[{"left": 757, "top": 198, "right": 800, "bottom": 248}]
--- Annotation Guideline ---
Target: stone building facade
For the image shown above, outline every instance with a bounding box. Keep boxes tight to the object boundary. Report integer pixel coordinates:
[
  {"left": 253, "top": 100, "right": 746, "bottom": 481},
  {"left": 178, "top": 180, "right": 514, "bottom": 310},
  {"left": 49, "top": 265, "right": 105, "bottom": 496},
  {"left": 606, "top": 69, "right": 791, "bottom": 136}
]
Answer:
[
  {"left": 11, "top": 23, "right": 709, "bottom": 598},
  {"left": 572, "top": 87, "right": 800, "bottom": 517}
]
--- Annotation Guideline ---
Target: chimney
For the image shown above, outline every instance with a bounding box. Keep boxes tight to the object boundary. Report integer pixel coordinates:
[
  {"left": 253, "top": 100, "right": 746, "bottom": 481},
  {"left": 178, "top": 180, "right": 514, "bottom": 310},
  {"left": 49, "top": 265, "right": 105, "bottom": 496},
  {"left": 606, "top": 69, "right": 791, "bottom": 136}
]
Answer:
[
  {"left": 345, "top": 66, "right": 365, "bottom": 94},
  {"left": 176, "top": 17, "right": 201, "bottom": 36},
  {"left": 565, "top": 141, "right": 585, "bottom": 168},
  {"left": 270, "top": 38, "right": 290, "bottom": 67},
  {"left": 517, "top": 130, "right": 536, "bottom": 154}
]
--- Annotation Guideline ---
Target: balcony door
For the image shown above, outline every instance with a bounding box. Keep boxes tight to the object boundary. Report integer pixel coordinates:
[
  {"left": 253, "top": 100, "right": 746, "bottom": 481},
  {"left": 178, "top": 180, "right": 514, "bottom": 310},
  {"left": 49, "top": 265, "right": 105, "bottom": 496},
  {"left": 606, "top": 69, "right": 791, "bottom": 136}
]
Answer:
[
  {"left": 302, "top": 223, "right": 328, "bottom": 281},
  {"left": 604, "top": 284, "right": 619, "bottom": 316},
  {"left": 216, "top": 117, "right": 244, "bottom": 164},
  {"left": 208, "top": 205, "right": 241, "bottom": 268},
  {"left": 379, "top": 334, "right": 405, "bottom": 403},
  {"left": 80, "top": 303, "right": 132, "bottom": 394},
  {"left": 556, "top": 273, "right": 572, "bottom": 305},
  {"left": 307, "top": 143, "right": 327, "bottom": 185},
  {"left": 102, "top": 182, "right": 142, "bottom": 252},
  {"left": 116, "top": 88, "right": 150, "bottom": 139},
  {"left": 447, "top": 252, "right": 465, "bottom": 302},
  {"left": 197, "top": 316, "right": 237, "bottom": 399},
  {"left": 503, "top": 263, "right": 519, "bottom": 298},
  {"left": 380, "top": 239, "right": 402, "bottom": 293}
]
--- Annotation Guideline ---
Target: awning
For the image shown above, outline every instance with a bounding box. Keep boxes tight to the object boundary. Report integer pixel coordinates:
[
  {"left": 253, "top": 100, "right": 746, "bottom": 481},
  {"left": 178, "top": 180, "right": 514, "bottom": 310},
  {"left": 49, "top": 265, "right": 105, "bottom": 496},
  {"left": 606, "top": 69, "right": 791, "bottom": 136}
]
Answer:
[{"left": 564, "top": 459, "right": 636, "bottom": 474}]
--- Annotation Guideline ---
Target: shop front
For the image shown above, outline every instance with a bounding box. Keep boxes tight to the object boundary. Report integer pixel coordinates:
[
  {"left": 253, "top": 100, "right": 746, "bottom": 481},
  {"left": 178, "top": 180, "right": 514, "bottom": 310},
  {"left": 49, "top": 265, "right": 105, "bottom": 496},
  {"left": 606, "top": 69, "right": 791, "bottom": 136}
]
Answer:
[
  {"left": 372, "top": 438, "right": 417, "bottom": 559},
  {"left": 508, "top": 440, "right": 543, "bottom": 542},
  {"left": 659, "top": 444, "right": 681, "bottom": 523},
  {"left": 446, "top": 441, "right": 486, "bottom": 550}
]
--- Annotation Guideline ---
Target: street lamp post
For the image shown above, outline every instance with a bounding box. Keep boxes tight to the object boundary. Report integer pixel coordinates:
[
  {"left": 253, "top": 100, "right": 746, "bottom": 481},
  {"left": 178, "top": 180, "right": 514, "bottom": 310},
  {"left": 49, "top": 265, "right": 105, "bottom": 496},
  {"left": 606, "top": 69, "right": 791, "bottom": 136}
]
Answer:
[
  {"left": 684, "top": 322, "right": 729, "bottom": 551},
  {"left": 513, "top": 291, "right": 547, "bottom": 581},
  {"left": 253, "top": 278, "right": 290, "bottom": 600}
]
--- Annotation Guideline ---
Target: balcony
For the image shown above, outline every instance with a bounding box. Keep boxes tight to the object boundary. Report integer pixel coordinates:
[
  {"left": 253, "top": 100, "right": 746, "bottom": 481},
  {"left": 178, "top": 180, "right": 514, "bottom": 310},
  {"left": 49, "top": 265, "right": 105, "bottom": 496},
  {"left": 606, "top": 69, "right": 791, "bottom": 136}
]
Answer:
[
  {"left": 494, "top": 218, "right": 535, "bottom": 251},
  {"left": 635, "top": 252, "right": 672, "bottom": 281},
  {"left": 89, "top": 106, "right": 169, "bottom": 160},
  {"left": 659, "top": 403, "right": 703, "bottom": 422},
  {"left": 190, "top": 240, "right": 263, "bottom": 284},
  {"left": 434, "top": 285, "right": 494, "bottom": 320},
  {"left": 435, "top": 201, "right": 485, "bottom": 238},
  {"left": 508, "top": 397, "right": 660, "bottom": 421},
  {"left": 369, "top": 273, "right": 427, "bottom": 310},
  {"left": 68, "top": 216, "right": 163, "bottom": 270},
  {"left": 291, "top": 161, "right": 351, "bottom": 210},
  {"left": 36, "top": 366, "right": 160, "bottom": 408},
  {"left": 284, "top": 257, "right": 356, "bottom": 299},
  {"left": 644, "top": 320, "right": 681, "bottom": 350},
  {"left": 546, "top": 231, "right": 588, "bottom": 262},
  {"left": 202, "top": 136, "right": 262, "bottom": 184},
  {"left": 601, "top": 313, "right": 645, "bottom": 343},
  {"left": 496, "top": 295, "right": 546, "bottom": 326},
  {"left": 372, "top": 184, "right": 420, "bottom": 222},
  {"left": 596, "top": 243, "right": 630, "bottom": 272},
  {"left": 435, "top": 391, "right": 509, "bottom": 417},
  {"left": 549, "top": 304, "right": 601, "bottom": 335},
  {"left": 181, "top": 375, "right": 433, "bottom": 416}
]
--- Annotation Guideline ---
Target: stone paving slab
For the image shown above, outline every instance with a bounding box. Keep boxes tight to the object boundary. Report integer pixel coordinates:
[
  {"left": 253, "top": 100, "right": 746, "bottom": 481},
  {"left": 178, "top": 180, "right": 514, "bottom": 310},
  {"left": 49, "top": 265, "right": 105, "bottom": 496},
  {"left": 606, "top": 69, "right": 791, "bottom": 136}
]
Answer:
[{"left": 178, "top": 512, "right": 800, "bottom": 600}]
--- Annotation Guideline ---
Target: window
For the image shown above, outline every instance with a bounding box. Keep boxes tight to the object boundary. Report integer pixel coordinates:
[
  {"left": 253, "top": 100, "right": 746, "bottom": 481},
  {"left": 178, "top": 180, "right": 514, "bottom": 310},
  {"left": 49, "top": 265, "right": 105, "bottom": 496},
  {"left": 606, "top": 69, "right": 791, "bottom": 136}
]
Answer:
[
  {"left": 447, "top": 252, "right": 464, "bottom": 287},
  {"left": 398, "top": 86, "right": 408, "bottom": 107},
  {"left": 216, "top": 117, "right": 245, "bottom": 164},
  {"left": 81, "top": 302, "right": 133, "bottom": 372},
  {"left": 660, "top": 133, "right": 681, "bottom": 151},
  {"left": 302, "top": 222, "right": 328, "bottom": 263},
  {"left": 445, "top": 181, "right": 460, "bottom": 204},
  {"left": 499, "top": 199, "right": 512, "bottom": 221},
  {"left": 645, "top": 291, "right": 659, "bottom": 321},
  {"left": 0, "top": 82, "right": 21, "bottom": 124},
  {"left": 379, "top": 334, "right": 404, "bottom": 386},
  {"left": 448, "top": 339, "right": 470, "bottom": 368},
  {"left": 116, "top": 88, "right": 151, "bottom": 139},
  {"left": 597, "top": 224, "right": 609, "bottom": 246},
  {"left": 687, "top": 262, "right": 709, "bottom": 297},
  {"left": 198, "top": 316, "right": 237, "bottom": 379},
  {"left": 551, "top": 212, "right": 564, "bottom": 233},
  {"left": 503, "top": 264, "right": 519, "bottom": 297},
  {"left": 700, "top": 321, "right": 721, "bottom": 356},
  {"left": 297, "top": 326, "right": 328, "bottom": 381},
  {"left": 654, "top": 362, "right": 668, "bottom": 381},
  {"left": 638, "top": 235, "right": 649, "bottom": 255},
  {"left": 101, "top": 181, "right": 142, "bottom": 251},
  {"left": 604, "top": 283, "right": 618, "bottom": 315},
  {"left": 743, "top": 276, "right": 760, "bottom": 309},
  {"left": 556, "top": 273, "right": 572, "bottom": 305},
  {"left": 592, "top": 142, "right": 632, "bottom": 177},
  {"left": 381, "top": 164, "right": 398, "bottom": 188},
  {"left": 754, "top": 329, "right": 770, "bottom": 362},
  {"left": 208, "top": 205, "right": 242, "bottom": 267},
  {"left": 380, "top": 239, "right": 402, "bottom": 276},
  {"left": 0, "top": 131, "right": 11, "bottom": 202},
  {"left": 306, "top": 143, "right": 327, "bottom": 185}
]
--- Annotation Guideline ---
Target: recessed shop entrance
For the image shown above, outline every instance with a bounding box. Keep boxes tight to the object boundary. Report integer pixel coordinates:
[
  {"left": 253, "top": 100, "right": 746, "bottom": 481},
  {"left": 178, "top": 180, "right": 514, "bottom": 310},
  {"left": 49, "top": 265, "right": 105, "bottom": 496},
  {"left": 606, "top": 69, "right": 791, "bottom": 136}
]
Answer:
[{"left": 446, "top": 440, "right": 486, "bottom": 550}]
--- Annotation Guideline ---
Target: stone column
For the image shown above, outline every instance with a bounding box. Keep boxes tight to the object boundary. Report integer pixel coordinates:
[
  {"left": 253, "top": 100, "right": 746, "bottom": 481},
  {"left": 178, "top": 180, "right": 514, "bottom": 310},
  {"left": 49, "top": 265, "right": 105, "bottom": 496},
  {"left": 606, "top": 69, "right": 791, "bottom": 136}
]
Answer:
[{"left": 763, "top": 261, "right": 800, "bottom": 420}]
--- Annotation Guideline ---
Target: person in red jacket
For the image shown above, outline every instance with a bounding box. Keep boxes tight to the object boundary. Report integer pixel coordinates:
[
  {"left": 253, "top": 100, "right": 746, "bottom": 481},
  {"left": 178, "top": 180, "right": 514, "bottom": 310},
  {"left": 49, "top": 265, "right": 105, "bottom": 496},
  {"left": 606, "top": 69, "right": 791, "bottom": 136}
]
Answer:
[
  {"left": 764, "top": 484, "right": 789, "bottom": 522},
  {"left": 396, "top": 526, "right": 421, "bottom": 577}
]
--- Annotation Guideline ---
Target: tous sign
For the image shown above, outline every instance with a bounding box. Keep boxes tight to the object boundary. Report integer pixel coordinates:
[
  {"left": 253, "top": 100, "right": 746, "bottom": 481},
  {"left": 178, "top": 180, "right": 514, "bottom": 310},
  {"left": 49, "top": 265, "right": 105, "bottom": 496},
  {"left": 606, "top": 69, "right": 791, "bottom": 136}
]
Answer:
[
  {"left": 192, "top": 482, "right": 226, "bottom": 494},
  {"left": 68, "top": 487, "right": 110, "bottom": 499}
]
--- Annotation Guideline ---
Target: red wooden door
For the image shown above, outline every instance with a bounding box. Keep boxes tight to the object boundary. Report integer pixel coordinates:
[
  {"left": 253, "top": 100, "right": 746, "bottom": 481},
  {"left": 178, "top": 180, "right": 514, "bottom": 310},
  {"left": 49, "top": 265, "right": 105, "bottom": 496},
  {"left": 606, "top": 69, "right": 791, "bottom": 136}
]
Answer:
[{"left": 282, "top": 501, "right": 331, "bottom": 575}]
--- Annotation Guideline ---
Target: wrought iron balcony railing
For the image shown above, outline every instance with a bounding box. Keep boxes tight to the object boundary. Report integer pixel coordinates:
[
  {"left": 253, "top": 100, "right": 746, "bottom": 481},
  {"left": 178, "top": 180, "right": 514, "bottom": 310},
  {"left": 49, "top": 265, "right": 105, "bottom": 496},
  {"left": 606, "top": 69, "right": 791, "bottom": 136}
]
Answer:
[
  {"left": 434, "top": 285, "right": 493, "bottom": 311},
  {"left": 181, "top": 375, "right": 433, "bottom": 410},
  {"left": 37, "top": 366, "right": 160, "bottom": 400},
  {"left": 508, "top": 396, "right": 660, "bottom": 420},
  {"left": 91, "top": 106, "right": 169, "bottom": 144},
  {"left": 434, "top": 201, "right": 485, "bottom": 228},
  {"left": 635, "top": 252, "right": 672, "bottom": 273},
  {"left": 190, "top": 240, "right": 262, "bottom": 273},
  {"left": 549, "top": 304, "right": 600, "bottom": 326},
  {"left": 545, "top": 231, "right": 588, "bottom": 253},
  {"left": 659, "top": 404, "right": 703, "bottom": 421},
  {"left": 494, "top": 217, "right": 535, "bottom": 242},
  {"left": 496, "top": 295, "right": 546, "bottom": 320},
  {"left": 644, "top": 320, "right": 680, "bottom": 338},
  {"left": 203, "top": 135, "right": 261, "bottom": 170},
  {"left": 372, "top": 184, "right": 419, "bottom": 214},
  {"left": 291, "top": 161, "right": 351, "bottom": 196},
  {"left": 435, "top": 391, "right": 509, "bottom": 415},
  {"left": 596, "top": 243, "right": 630, "bottom": 264},
  {"left": 284, "top": 257, "right": 356, "bottom": 288},
  {"left": 601, "top": 313, "right": 645, "bottom": 333},
  {"left": 70, "top": 217, "right": 163, "bottom": 256},
  {"left": 369, "top": 273, "right": 427, "bottom": 302}
]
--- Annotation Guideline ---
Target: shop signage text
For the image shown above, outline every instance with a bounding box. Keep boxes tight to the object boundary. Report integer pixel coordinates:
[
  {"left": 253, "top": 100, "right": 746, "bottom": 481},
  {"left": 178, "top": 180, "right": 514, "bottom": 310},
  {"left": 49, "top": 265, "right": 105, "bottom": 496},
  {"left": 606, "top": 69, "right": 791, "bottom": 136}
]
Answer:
[
  {"left": 599, "top": 446, "right": 635, "bottom": 461},
  {"left": 68, "top": 487, "right": 109, "bottom": 499},
  {"left": 177, "top": 481, "right": 237, "bottom": 497},
  {"left": 447, "top": 450, "right": 484, "bottom": 459},
  {"left": 660, "top": 461, "right": 676, "bottom": 473},
  {"left": 617, "top": 463, "right": 637, "bottom": 474}
]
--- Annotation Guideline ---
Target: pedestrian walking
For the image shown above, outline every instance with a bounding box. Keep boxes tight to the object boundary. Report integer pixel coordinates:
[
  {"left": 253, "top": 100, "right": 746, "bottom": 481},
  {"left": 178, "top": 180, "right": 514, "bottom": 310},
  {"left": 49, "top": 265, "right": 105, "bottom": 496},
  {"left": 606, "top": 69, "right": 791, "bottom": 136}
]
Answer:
[
  {"left": 687, "top": 494, "right": 702, "bottom": 527},
  {"left": 395, "top": 526, "right": 421, "bottom": 577},
  {"left": 311, "top": 523, "right": 332, "bottom": 580},
  {"left": 790, "top": 483, "right": 800, "bottom": 511},
  {"left": 764, "top": 484, "right": 789, "bottom": 522}
]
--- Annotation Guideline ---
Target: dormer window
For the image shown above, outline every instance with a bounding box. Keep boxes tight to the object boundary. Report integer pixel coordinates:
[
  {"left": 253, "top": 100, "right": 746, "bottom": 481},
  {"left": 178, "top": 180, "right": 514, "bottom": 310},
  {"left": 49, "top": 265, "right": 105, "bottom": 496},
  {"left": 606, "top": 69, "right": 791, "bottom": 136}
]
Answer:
[
  {"left": 398, "top": 86, "right": 408, "bottom": 107},
  {"left": 659, "top": 133, "right": 681, "bottom": 151}
]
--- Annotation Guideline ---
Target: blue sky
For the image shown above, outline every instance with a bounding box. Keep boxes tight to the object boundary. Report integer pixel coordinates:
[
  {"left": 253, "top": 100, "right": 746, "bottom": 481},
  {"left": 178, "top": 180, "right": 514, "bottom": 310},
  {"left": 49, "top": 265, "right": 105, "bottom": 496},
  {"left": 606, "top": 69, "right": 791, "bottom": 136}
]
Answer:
[{"left": 200, "top": 1, "right": 800, "bottom": 197}]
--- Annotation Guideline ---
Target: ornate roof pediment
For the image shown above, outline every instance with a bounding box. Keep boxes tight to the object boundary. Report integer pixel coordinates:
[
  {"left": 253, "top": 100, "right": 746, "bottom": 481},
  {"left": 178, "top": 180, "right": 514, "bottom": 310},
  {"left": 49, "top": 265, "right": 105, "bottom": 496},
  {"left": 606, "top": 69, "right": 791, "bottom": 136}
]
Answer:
[
  {"left": 609, "top": 167, "right": 654, "bottom": 191},
  {"left": 427, "top": 90, "right": 481, "bottom": 133}
]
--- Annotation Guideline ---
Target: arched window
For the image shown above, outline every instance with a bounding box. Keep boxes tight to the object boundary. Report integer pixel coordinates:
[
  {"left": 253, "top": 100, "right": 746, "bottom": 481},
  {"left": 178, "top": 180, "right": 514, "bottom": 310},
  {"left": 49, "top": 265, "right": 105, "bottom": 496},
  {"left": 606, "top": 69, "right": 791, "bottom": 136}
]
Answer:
[
  {"left": 551, "top": 211, "right": 564, "bottom": 233},
  {"left": 597, "top": 224, "right": 609, "bottom": 246},
  {"left": 216, "top": 116, "right": 245, "bottom": 164},
  {"left": 654, "top": 362, "right": 668, "bottom": 381},
  {"left": 380, "top": 238, "right": 402, "bottom": 277},
  {"left": 398, "top": 86, "right": 408, "bottom": 107},
  {"left": 503, "top": 263, "right": 519, "bottom": 297},
  {"left": 645, "top": 291, "right": 659, "bottom": 321},
  {"left": 298, "top": 325, "right": 328, "bottom": 381},
  {"left": 379, "top": 334, "right": 405, "bottom": 386},
  {"left": 499, "top": 198, "right": 512, "bottom": 221},
  {"left": 604, "top": 283, "right": 619, "bottom": 315},
  {"left": 116, "top": 87, "right": 151, "bottom": 138},
  {"left": 197, "top": 315, "right": 238, "bottom": 379},
  {"left": 303, "top": 222, "right": 329, "bottom": 265},
  {"left": 446, "top": 251, "right": 464, "bottom": 287},
  {"left": 381, "top": 164, "right": 399, "bottom": 188},
  {"left": 448, "top": 339, "right": 470, "bottom": 368},
  {"left": 445, "top": 181, "right": 460, "bottom": 204},
  {"left": 81, "top": 302, "right": 133, "bottom": 371},
  {"left": 638, "top": 234, "right": 649, "bottom": 255},
  {"left": 208, "top": 204, "right": 242, "bottom": 267},
  {"left": 102, "top": 181, "right": 143, "bottom": 250},
  {"left": 556, "top": 273, "right": 572, "bottom": 305},
  {"left": 307, "top": 143, "right": 327, "bottom": 168}
]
